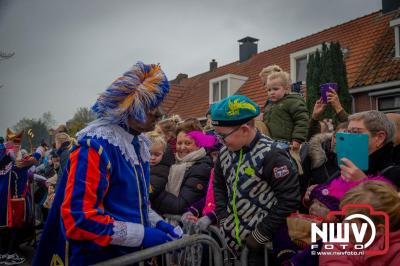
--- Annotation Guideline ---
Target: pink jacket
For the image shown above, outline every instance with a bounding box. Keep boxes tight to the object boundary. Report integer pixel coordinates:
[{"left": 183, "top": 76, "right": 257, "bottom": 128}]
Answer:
[
  {"left": 319, "top": 230, "right": 400, "bottom": 266},
  {"left": 202, "top": 168, "right": 215, "bottom": 215}
]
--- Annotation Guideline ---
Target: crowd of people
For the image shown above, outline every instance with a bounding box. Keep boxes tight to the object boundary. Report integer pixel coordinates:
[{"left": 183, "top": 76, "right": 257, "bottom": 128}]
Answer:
[{"left": 0, "top": 62, "right": 399, "bottom": 266}]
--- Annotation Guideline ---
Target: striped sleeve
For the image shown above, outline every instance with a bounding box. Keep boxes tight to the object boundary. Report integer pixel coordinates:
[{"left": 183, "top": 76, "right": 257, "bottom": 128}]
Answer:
[{"left": 61, "top": 143, "right": 114, "bottom": 247}]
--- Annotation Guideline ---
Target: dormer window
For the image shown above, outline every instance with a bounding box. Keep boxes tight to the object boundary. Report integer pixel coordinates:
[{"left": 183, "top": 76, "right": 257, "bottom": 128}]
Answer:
[
  {"left": 212, "top": 79, "right": 228, "bottom": 102},
  {"left": 209, "top": 74, "right": 248, "bottom": 104},
  {"left": 390, "top": 17, "right": 400, "bottom": 58}
]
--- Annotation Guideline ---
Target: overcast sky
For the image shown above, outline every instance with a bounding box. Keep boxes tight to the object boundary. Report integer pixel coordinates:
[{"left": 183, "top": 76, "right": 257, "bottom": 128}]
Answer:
[{"left": 0, "top": 0, "right": 381, "bottom": 134}]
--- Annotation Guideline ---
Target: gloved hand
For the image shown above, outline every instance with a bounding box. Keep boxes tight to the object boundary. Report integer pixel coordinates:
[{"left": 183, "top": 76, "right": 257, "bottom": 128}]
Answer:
[
  {"left": 156, "top": 220, "right": 181, "bottom": 239},
  {"left": 196, "top": 216, "right": 212, "bottom": 231},
  {"left": 181, "top": 211, "right": 198, "bottom": 223},
  {"left": 142, "top": 227, "right": 172, "bottom": 248}
]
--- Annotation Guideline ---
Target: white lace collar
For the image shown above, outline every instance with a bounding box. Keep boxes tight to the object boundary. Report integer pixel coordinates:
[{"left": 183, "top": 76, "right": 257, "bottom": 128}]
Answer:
[{"left": 76, "top": 120, "right": 151, "bottom": 166}]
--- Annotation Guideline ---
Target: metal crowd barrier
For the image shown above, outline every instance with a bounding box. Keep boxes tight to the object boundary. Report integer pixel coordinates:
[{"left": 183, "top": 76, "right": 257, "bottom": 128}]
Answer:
[
  {"left": 240, "top": 242, "right": 273, "bottom": 266},
  {"left": 92, "top": 234, "right": 223, "bottom": 266},
  {"left": 163, "top": 213, "right": 274, "bottom": 266}
]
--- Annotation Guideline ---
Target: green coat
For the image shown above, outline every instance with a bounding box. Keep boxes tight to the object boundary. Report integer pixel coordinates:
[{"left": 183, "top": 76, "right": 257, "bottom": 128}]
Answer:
[{"left": 263, "top": 93, "right": 309, "bottom": 142}]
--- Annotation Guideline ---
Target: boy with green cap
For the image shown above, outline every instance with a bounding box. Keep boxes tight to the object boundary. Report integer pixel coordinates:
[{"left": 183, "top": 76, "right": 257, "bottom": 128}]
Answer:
[{"left": 211, "top": 95, "right": 300, "bottom": 264}]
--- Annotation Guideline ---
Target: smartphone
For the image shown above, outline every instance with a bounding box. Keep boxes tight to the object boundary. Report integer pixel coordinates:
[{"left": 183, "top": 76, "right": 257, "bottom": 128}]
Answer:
[
  {"left": 291, "top": 81, "right": 303, "bottom": 93},
  {"left": 320, "top": 83, "right": 338, "bottom": 104},
  {"left": 336, "top": 132, "right": 369, "bottom": 170}
]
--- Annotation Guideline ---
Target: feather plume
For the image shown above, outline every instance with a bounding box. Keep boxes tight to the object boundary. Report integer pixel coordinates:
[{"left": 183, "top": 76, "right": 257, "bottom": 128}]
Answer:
[
  {"left": 92, "top": 62, "right": 169, "bottom": 125},
  {"left": 226, "top": 99, "right": 256, "bottom": 116}
]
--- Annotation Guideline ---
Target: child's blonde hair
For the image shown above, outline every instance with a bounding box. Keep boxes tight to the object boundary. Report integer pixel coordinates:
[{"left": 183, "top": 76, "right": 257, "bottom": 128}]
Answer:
[
  {"left": 267, "top": 67, "right": 292, "bottom": 91},
  {"left": 259, "top": 65, "right": 283, "bottom": 80},
  {"left": 158, "top": 114, "right": 182, "bottom": 139},
  {"left": 146, "top": 131, "right": 167, "bottom": 152},
  {"left": 340, "top": 181, "right": 400, "bottom": 231},
  {"left": 255, "top": 120, "right": 270, "bottom": 136}
]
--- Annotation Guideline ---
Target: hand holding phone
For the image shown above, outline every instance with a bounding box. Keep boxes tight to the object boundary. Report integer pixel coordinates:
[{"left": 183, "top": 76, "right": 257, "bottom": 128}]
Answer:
[
  {"left": 340, "top": 157, "right": 367, "bottom": 182},
  {"left": 320, "top": 83, "right": 338, "bottom": 104}
]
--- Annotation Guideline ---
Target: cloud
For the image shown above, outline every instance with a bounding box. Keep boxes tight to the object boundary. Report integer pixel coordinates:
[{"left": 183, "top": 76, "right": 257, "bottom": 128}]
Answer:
[{"left": 0, "top": 0, "right": 381, "bottom": 134}]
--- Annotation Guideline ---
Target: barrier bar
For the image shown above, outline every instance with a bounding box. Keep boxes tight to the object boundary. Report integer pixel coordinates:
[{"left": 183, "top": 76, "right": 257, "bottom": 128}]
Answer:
[{"left": 92, "top": 234, "right": 223, "bottom": 266}]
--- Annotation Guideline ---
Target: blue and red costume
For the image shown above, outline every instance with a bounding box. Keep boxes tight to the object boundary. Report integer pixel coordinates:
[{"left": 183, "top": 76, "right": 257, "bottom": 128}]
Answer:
[
  {"left": 34, "top": 61, "right": 173, "bottom": 265},
  {"left": 34, "top": 123, "right": 166, "bottom": 265}
]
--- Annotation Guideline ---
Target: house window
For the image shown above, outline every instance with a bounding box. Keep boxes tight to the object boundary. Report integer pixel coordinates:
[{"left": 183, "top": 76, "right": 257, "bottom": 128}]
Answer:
[
  {"left": 378, "top": 94, "right": 400, "bottom": 112},
  {"left": 290, "top": 44, "right": 322, "bottom": 83},
  {"left": 390, "top": 18, "right": 400, "bottom": 58},
  {"left": 296, "top": 56, "right": 308, "bottom": 82},
  {"left": 209, "top": 74, "right": 248, "bottom": 104},
  {"left": 212, "top": 79, "right": 228, "bottom": 102}
]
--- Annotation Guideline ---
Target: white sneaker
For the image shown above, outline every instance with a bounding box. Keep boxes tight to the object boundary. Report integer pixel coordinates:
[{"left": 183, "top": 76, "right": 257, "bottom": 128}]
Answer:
[{"left": 4, "top": 254, "right": 25, "bottom": 265}]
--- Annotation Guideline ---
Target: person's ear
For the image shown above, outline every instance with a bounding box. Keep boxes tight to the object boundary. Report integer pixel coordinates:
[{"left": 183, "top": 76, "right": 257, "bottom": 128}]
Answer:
[
  {"left": 375, "top": 131, "right": 387, "bottom": 148},
  {"left": 241, "top": 125, "right": 251, "bottom": 135}
]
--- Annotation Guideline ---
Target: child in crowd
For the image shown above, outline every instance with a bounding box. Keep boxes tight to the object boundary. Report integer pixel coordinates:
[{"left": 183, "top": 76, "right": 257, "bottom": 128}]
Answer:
[
  {"left": 158, "top": 114, "right": 182, "bottom": 155},
  {"left": 147, "top": 132, "right": 174, "bottom": 203},
  {"left": 259, "top": 64, "right": 283, "bottom": 102},
  {"left": 320, "top": 181, "right": 400, "bottom": 265},
  {"left": 211, "top": 95, "right": 300, "bottom": 265},
  {"left": 275, "top": 174, "right": 393, "bottom": 266},
  {"left": 263, "top": 68, "right": 309, "bottom": 150}
]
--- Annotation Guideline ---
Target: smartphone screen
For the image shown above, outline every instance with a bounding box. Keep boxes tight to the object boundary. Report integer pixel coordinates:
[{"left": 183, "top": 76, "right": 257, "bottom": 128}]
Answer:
[{"left": 336, "top": 132, "right": 369, "bottom": 170}]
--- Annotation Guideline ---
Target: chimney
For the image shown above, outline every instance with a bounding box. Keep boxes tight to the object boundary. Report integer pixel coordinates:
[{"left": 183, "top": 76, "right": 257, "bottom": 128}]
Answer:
[
  {"left": 238, "top": 36, "right": 259, "bottom": 63},
  {"left": 382, "top": 0, "right": 400, "bottom": 14},
  {"left": 209, "top": 59, "right": 218, "bottom": 71},
  {"left": 170, "top": 73, "right": 188, "bottom": 84}
]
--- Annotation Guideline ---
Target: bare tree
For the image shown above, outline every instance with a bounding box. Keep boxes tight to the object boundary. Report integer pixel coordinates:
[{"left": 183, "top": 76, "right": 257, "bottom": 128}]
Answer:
[
  {"left": 0, "top": 51, "right": 15, "bottom": 61},
  {"left": 0, "top": 50, "right": 15, "bottom": 87}
]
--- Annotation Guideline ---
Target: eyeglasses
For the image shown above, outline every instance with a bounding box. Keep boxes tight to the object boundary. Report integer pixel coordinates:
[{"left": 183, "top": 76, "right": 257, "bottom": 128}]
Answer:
[
  {"left": 215, "top": 127, "right": 241, "bottom": 141},
  {"left": 346, "top": 127, "right": 371, "bottom": 134}
]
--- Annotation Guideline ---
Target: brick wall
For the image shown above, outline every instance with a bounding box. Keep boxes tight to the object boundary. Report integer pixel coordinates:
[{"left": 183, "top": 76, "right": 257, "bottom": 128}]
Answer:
[{"left": 353, "top": 93, "right": 373, "bottom": 112}]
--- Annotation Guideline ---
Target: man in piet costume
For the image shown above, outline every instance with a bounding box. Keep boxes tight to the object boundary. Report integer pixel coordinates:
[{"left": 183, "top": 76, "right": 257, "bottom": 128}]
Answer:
[
  {"left": 1, "top": 131, "right": 44, "bottom": 265},
  {"left": 34, "top": 62, "right": 181, "bottom": 266}
]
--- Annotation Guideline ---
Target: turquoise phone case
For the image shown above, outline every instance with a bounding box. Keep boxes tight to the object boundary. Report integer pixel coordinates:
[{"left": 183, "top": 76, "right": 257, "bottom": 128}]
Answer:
[{"left": 336, "top": 132, "right": 369, "bottom": 170}]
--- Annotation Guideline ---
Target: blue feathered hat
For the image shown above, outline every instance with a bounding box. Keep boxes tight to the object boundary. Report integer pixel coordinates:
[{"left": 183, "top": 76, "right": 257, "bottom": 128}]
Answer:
[{"left": 92, "top": 62, "right": 170, "bottom": 125}]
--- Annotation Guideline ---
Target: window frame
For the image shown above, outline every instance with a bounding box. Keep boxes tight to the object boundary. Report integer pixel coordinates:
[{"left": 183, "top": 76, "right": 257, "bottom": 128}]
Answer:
[
  {"left": 290, "top": 44, "right": 322, "bottom": 83},
  {"left": 390, "top": 18, "right": 400, "bottom": 58},
  {"left": 211, "top": 79, "right": 228, "bottom": 103},
  {"left": 209, "top": 74, "right": 248, "bottom": 104},
  {"left": 376, "top": 93, "right": 400, "bottom": 113}
]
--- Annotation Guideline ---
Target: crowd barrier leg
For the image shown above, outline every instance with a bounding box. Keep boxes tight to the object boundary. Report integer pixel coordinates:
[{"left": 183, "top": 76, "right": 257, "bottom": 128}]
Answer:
[
  {"left": 240, "top": 242, "right": 273, "bottom": 266},
  {"left": 204, "top": 225, "right": 230, "bottom": 266},
  {"left": 92, "top": 234, "right": 223, "bottom": 266}
]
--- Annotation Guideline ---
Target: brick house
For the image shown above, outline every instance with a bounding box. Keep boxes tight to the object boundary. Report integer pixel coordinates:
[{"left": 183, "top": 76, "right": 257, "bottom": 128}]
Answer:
[{"left": 162, "top": 3, "right": 400, "bottom": 122}]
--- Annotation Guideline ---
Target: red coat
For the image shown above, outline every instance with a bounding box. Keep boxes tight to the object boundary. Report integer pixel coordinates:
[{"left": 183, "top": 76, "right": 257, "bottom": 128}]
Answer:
[{"left": 320, "top": 230, "right": 400, "bottom": 266}]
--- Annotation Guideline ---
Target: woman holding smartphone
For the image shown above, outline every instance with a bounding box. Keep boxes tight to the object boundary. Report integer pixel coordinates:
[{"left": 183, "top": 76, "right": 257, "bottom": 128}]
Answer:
[{"left": 339, "top": 110, "right": 400, "bottom": 189}]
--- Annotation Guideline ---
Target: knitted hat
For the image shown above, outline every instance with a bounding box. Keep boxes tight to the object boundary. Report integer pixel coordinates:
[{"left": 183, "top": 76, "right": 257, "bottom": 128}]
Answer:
[
  {"left": 309, "top": 184, "right": 340, "bottom": 211},
  {"left": 211, "top": 95, "right": 260, "bottom": 126},
  {"left": 92, "top": 61, "right": 170, "bottom": 126}
]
